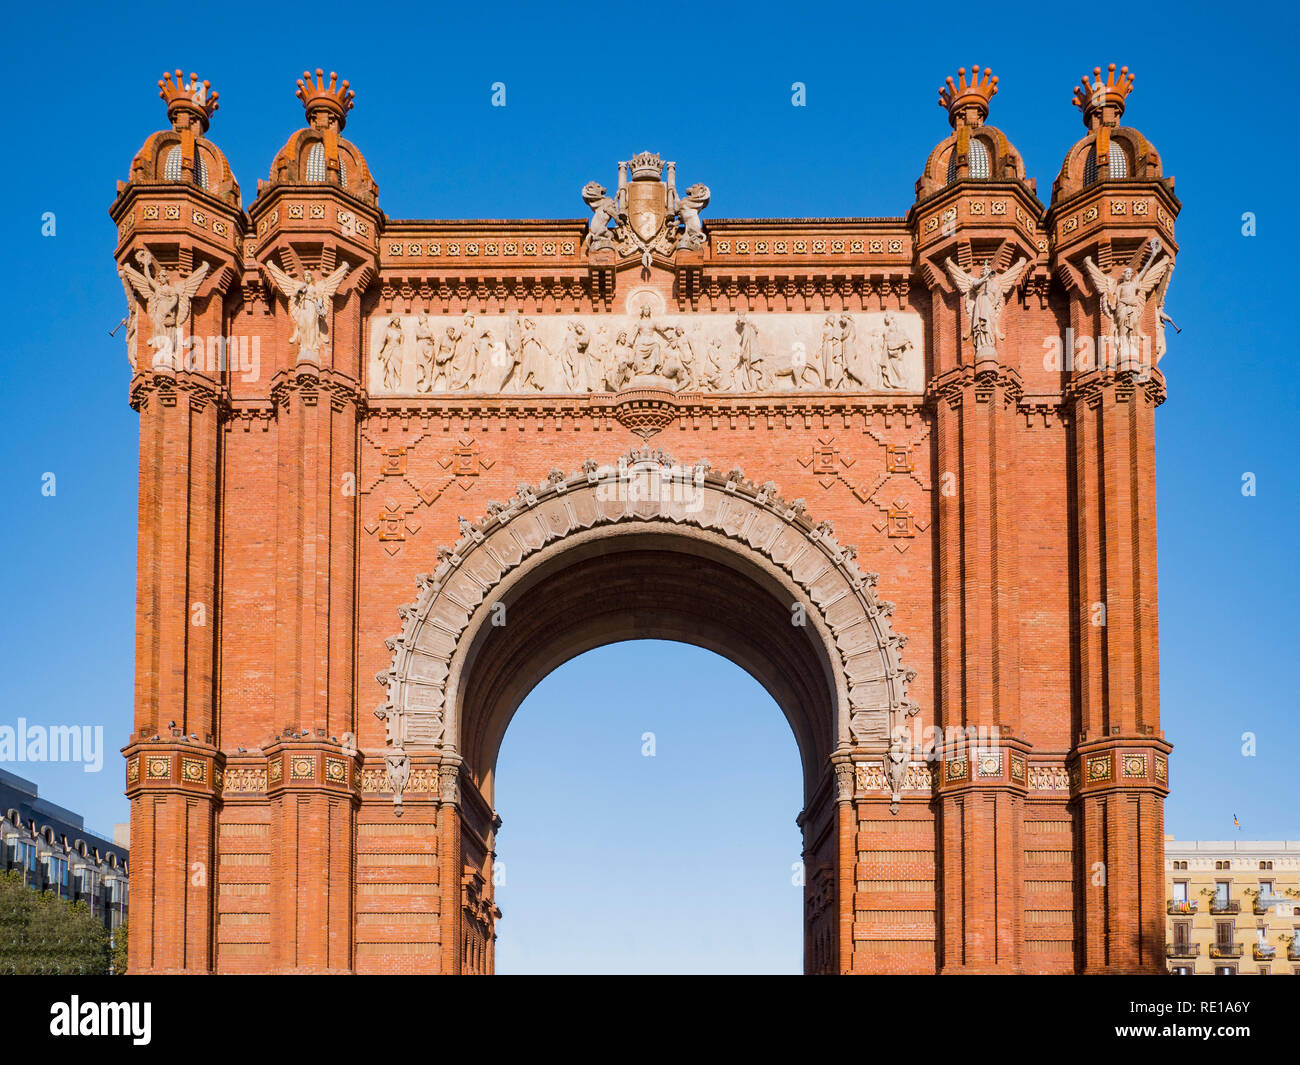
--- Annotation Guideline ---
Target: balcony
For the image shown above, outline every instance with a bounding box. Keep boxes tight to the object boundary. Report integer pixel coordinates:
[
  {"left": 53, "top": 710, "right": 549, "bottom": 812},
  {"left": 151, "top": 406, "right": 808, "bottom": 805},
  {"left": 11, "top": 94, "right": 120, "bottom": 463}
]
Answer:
[
  {"left": 1209, "top": 942, "right": 1243, "bottom": 959},
  {"left": 1167, "top": 899, "right": 1198, "bottom": 915},
  {"left": 1209, "top": 899, "right": 1240, "bottom": 915},
  {"left": 1289, "top": 944, "right": 1300, "bottom": 962},
  {"left": 1166, "top": 942, "right": 1200, "bottom": 959},
  {"left": 1253, "top": 944, "right": 1277, "bottom": 961}
]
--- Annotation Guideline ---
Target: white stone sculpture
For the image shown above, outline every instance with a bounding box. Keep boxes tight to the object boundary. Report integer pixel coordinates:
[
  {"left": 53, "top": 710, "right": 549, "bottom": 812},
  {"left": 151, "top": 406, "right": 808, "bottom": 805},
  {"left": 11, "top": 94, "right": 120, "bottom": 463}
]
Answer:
[
  {"left": 1082, "top": 239, "right": 1172, "bottom": 353},
  {"left": 944, "top": 257, "right": 1029, "bottom": 363},
  {"left": 263, "top": 258, "right": 350, "bottom": 364},
  {"left": 367, "top": 309, "right": 925, "bottom": 395},
  {"left": 118, "top": 248, "right": 210, "bottom": 371}
]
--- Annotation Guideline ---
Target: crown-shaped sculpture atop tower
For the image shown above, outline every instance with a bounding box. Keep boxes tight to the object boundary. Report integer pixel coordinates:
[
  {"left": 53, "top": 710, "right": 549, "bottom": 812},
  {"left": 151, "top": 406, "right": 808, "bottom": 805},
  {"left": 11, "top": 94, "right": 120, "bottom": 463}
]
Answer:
[
  {"left": 938, "top": 65, "right": 998, "bottom": 128},
  {"left": 296, "top": 68, "right": 355, "bottom": 130},
  {"left": 1073, "top": 63, "right": 1135, "bottom": 129},
  {"left": 627, "top": 151, "right": 664, "bottom": 181},
  {"left": 158, "top": 70, "right": 219, "bottom": 132}
]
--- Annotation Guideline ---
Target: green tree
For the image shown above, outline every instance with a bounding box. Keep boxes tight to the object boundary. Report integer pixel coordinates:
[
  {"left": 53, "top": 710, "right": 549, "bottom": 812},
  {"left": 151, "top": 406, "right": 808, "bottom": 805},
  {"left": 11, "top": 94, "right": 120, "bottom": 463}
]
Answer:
[
  {"left": 112, "top": 918, "right": 128, "bottom": 974},
  {"left": 0, "top": 869, "right": 110, "bottom": 975}
]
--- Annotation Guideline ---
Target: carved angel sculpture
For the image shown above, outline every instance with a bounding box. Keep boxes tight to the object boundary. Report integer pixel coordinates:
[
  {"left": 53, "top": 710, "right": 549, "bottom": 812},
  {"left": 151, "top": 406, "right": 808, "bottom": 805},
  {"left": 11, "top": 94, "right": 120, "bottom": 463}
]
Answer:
[
  {"left": 944, "top": 257, "right": 1028, "bottom": 363},
  {"left": 1082, "top": 240, "right": 1170, "bottom": 350},
  {"left": 118, "top": 249, "right": 209, "bottom": 371},
  {"left": 263, "top": 258, "right": 350, "bottom": 364}
]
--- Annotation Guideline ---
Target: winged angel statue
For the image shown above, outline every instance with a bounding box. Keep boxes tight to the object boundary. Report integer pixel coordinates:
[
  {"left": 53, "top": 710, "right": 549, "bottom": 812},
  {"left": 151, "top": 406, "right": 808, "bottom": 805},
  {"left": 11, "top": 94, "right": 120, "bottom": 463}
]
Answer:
[
  {"left": 118, "top": 249, "right": 209, "bottom": 371},
  {"left": 263, "top": 258, "right": 350, "bottom": 364},
  {"left": 1081, "top": 239, "right": 1172, "bottom": 356},
  {"left": 943, "top": 257, "right": 1029, "bottom": 363}
]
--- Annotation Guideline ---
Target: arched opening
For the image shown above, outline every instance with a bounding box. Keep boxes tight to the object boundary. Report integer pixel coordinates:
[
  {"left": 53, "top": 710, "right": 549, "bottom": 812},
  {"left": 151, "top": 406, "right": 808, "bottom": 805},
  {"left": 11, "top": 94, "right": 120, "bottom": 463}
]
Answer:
[
  {"left": 493, "top": 640, "right": 803, "bottom": 974},
  {"left": 376, "top": 449, "right": 918, "bottom": 974}
]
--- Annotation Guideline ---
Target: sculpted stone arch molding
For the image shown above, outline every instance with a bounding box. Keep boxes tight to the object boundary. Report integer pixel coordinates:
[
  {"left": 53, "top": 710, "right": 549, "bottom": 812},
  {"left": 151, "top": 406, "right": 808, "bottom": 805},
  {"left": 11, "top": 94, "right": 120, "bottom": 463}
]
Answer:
[{"left": 375, "top": 445, "right": 920, "bottom": 809}]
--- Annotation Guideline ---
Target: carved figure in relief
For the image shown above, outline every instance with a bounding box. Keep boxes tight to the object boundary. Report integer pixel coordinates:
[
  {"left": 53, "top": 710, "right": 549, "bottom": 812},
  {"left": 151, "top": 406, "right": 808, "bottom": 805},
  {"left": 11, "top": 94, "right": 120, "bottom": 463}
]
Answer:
[
  {"left": 733, "top": 312, "right": 763, "bottom": 391},
  {"left": 377, "top": 316, "right": 405, "bottom": 390},
  {"left": 662, "top": 326, "right": 697, "bottom": 391},
  {"left": 448, "top": 313, "right": 480, "bottom": 390},
  {"left": 820, "top": 315, "right": 843, "bottom": 388},
  {"left": 627, "top": 305, "right": 669, "bottom": 377},
  {"left": 1082, "top": 239, "right": 1171, "bottom": 354},
  {"left": 560, "top": 320, "right": 591, "bottom": 392},
  {"left": 515, "top": 318, "right": 551, "bottom": 392},
  {"left": 263, "top": 258, "right": 350, "bottom": 364},
  {"left": 944, "top": 257, "right": 1028, "bottom": 363},
  {"left": 877, "top": 311, "right": 912, "bottom": 390},
  {"left": 580, "top": 181, "right": 627, "bottom": 254},
  {"left": 434, "top": 326, "right": 457, "bottom": 390},
  {"left": 118, "top": 248, "right": 210, "bottom": 371},
  {"left": 608, "top": 330, "right": 635, "bottom": 390},
  {"left": 841, "top": 314, "right": 873, "bottom": 388},
  {"left": 413, "top": 313, "right": 436, "bottom": 393},
  {"left": 762, "top": 340, "right": 823, "bottom": 390}
]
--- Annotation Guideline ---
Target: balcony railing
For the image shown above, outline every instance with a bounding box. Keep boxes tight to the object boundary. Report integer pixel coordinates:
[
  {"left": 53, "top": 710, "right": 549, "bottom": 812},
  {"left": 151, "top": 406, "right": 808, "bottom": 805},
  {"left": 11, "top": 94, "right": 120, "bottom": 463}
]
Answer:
[
  {"left": 1209, "top": 942, "right": 1243, "bottom": 959},
  {"left": 1209, "top": 900, "right": 1240, "bottom": 915},
  {"left": 1166, "top": 942, "right": 1200, "bottom": 959},
  {"left": 1167, "top": 899, "right": 1198, "bottom": 915},
  {"left": 1253, "top": 944, "right": 1277, "bottom": 961}
]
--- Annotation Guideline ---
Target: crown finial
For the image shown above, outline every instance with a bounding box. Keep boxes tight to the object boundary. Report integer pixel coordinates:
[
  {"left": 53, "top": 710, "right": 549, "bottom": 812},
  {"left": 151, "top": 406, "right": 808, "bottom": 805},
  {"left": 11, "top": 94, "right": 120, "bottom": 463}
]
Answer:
[
  {"left": 295, "top": 68, "right": 355, "bottom": 130},
  {"left": 1072, "top": 63, "right": 1134, "bottom": 129},
  {"left": 626, "top": 151, "right": 664, "bottom": 181},
  {"left": 158, "top": 70, "right": 218, "bottom": 132},
  {"left": 938, "top": 64, "right": 998, "bottom": 128}
]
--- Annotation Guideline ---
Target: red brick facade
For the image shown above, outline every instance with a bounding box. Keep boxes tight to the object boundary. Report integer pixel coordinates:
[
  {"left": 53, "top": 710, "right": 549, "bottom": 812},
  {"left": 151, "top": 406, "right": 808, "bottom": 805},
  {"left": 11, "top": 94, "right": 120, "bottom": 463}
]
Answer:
[{"left": 113, "top": 65, "right": 1178, "bottom": 973}]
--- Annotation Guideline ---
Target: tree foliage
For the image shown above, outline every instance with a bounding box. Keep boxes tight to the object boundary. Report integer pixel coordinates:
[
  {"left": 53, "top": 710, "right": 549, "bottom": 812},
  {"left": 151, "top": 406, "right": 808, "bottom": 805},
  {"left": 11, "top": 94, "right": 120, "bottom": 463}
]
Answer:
[{"left": 0, "top": 869, "right": 110, "bottom": 975}]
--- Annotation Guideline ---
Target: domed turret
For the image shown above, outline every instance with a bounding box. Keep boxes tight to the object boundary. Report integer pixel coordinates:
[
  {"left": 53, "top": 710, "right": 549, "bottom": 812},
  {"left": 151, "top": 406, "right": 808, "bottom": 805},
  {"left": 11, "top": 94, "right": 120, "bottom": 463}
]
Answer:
[
  {"left": 1052, "top": 64, "right": 1166, "bottom": 201},
  {"left": 263, "top": 69, "right": 378, "bottom": 205},
  {"left": 123, "top": 70, "right": 239, "bottom": 206},
  {"left": 916, "top": 65, "right": 1031, "bottom": 200}
]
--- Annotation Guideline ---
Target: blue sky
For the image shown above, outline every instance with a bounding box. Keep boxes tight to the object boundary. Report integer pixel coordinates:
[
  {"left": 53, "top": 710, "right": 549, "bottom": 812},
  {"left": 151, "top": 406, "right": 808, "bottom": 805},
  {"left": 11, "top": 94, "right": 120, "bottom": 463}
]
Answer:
[{"left": 0, "top": 2, "right": 1296, "bottom": 972}]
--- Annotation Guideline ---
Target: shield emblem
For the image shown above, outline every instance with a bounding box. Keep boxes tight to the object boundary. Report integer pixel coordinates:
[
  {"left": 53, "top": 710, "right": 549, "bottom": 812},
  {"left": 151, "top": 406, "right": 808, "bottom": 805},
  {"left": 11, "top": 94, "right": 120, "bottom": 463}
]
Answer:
[{"left": 626, "top": 181, "right": 667, "bottom": 243}]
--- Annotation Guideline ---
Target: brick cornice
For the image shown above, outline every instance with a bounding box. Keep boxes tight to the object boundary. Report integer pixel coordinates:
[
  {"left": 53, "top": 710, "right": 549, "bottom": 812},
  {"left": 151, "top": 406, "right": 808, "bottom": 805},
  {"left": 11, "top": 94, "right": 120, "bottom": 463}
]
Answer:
[
  {"left": 1069, "top": 735, "right": 1172, "bottom": 798},
  {"left": 123, "top": 739, "right": 223, "bottom": 800},
  {"left": 269, "top": 363, "right": 366, "bottom": 415},
  {"left": 129, "top": 368, "right": 227, "bottom": 415},
  {"left": 1063, "top": 366, "right": 1167, "bottom": 409}
]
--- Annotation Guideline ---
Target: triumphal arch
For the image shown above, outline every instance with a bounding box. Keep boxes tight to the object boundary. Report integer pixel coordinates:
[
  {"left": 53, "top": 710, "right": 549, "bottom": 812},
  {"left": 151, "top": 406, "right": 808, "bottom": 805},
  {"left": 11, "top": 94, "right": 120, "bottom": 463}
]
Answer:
[{"left": 113, "top": 64, "right": 1178, "bottom": 973}]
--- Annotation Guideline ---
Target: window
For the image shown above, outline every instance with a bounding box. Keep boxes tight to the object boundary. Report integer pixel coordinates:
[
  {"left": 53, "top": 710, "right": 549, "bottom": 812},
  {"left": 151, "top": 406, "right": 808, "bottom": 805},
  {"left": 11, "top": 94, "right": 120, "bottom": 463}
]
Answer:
[
  {"left": 1259, "top": 861, "right": 1273, "bottom": 871},
  {"left": 1260, "top": 879, "right": 1274, "bottom": 900},
  {"left": 1214, "top": 966, "right": 1236, "bottom": 975},
  {"left": 1215, "top": 881, "right": 1230, "bottom": 906},
  {"left": 946, "top": 139, "right": 991, "bottom": 184},
  {"left": 46, "top": 856, "right": 69, "bottom": 897},
  {"left": 1215, "top": 921, "right": 1235, "bottom": 953},
  {"left": 1258, "top": 966, "right": 1269, "bottom": 975},
  {"left": 1173, "top": 881, "right": 1188, "bottom": 902},
  {"left": 1215, "top": 860, "right": 1231, "bottom": 871},
  {"left": 163, "top": 145, "right": 209, "bottom": 189},
  {"left": 1173, "top": 921, "right": 1191, "bottom": 948},
  {"left": 1084, "top": 141, "right": 1129, "bottom": 184},
  {"left": 1172, "top": 860, "right": 1188, "bottom": 870}
]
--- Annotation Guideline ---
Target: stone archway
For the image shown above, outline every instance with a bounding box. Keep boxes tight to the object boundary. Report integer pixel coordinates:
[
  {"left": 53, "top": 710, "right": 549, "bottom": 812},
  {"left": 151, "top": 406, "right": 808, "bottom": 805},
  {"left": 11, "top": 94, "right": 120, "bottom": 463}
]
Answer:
[{"left": 374, "top": 445, "right": 918, "bottom": 973}]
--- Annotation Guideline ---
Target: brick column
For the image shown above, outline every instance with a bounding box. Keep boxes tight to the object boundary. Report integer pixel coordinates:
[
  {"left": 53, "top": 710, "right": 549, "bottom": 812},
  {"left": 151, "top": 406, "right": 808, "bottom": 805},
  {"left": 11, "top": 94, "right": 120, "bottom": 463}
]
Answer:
[
  {"left": 1050, "top": 166, "right": 1177, "bottom": 971},
  {"left": 438, "top": 760, "right": 463, "bottom": 975},
  {"left": 124, "top": 351, "right": 225, "bottom": 972}
]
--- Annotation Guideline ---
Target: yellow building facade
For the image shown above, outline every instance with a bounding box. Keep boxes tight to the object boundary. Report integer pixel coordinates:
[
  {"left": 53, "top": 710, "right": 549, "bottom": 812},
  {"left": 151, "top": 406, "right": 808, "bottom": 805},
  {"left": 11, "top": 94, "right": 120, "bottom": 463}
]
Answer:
[{"left": 1165, "top": 837, "right": 1300, "bottom": 974}]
